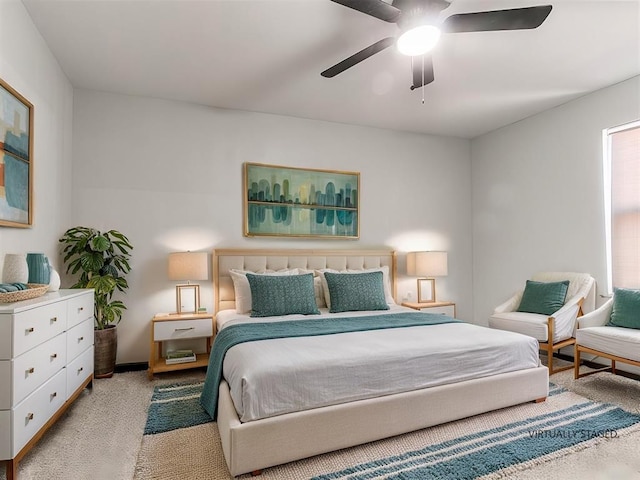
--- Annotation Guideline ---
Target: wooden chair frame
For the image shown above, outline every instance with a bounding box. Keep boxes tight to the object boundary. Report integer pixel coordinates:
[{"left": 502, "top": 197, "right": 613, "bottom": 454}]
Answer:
[
  {"left": 574, "top": 343, "right": 640, "bottom": 379},
  {"left": 540, "top": 316, "right": 576, "bottom": 375}
]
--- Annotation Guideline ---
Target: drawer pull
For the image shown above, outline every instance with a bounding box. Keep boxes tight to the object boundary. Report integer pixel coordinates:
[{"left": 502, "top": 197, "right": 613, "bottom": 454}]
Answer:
[
  {"left": 78, "top": 336, "right": 84, "bottom": 342},
  {"left": 51, "top": 353, "right": 58, "bottom": 359},
  {"left": 27, "top": 413, "right": 34, "bottom": 421},
  {"left": 26, "top": 367, "right": 35, "bottom": 374},
  {"left": 174, "top": 327, "right": 195, "bottom": 332},
  {"left": 51, "top": 392, "right": 57, "bottom": 399},
  {"left": 50, "top": 316, "right": 58, "bottom": 323},
  {"left": 78, "top": 367, "right": 84, "bottom": 373},
  {"left": 26, "top": 327, "right": 35, "bottom": 334},
  {"left": 78, "top": 306, "right": 84, "bottom": 312}
]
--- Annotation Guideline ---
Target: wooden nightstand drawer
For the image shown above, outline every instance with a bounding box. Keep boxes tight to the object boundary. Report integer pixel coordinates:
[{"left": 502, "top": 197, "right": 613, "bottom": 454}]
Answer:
[
  {"left": 421, "top": 305, "right": 455, "bottom": 316},
  {"left": 153, "top": 318, "right": 213, "bottom": 342},
  {"left": 149, "top": 313, "right": 214, "bottom": 379},
  {"left": 402, "top": 301, "right": 456, "bottom": 317}
]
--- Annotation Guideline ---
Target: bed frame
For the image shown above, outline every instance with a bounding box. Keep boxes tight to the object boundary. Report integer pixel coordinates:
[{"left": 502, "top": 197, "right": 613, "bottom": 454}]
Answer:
[{"left": 212, "top": 248, "right": 549, "bottom": 477}]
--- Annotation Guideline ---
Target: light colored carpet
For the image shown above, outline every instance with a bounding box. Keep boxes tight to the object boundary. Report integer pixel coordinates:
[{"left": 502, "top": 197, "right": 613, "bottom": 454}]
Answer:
[
  {"left": 2, "top": 361, "right": 640, "bottom": 480},
  {"left": 133, "top": 380, "right": 640, "bottom": 480}
]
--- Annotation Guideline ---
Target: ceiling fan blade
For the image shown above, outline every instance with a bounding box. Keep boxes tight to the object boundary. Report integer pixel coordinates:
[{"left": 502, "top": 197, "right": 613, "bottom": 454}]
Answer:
[
  {"left": 321, "top": 37, "right": 395, "bottom": 78},
  {"left": 410, "top": 55, "right": 434, "bottom": 90},
  {"left": 442, "top": 5, "right": 552, "bottom": 33},
  {"left": 330, "top": 0, "right": 401, "bottom": 23}
]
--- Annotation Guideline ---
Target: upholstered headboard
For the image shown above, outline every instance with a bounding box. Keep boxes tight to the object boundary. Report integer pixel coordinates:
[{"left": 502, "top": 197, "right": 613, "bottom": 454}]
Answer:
[{"left": 213, "top": 248, "right": 397, "bottom": 313}]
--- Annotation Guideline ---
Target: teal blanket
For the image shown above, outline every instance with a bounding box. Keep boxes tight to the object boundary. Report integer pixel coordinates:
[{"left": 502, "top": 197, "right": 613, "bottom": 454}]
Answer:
[{"left": 200, "top": 311, "right": 460, "bottom": 419}]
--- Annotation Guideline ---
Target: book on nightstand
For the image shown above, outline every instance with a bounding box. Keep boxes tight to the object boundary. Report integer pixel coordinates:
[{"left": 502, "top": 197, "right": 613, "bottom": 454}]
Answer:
[{"left": 165, "top": 349, "right": 196, "bottom": 364}]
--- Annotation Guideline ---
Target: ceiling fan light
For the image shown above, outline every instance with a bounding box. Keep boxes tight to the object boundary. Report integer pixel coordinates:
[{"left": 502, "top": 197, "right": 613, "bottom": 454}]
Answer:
[{"left": 397, "top": 25, "right": 441, "bottom": 56}]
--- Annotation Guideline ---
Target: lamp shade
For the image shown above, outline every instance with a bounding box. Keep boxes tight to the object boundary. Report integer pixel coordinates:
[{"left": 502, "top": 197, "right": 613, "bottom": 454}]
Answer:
[
  {"left": 168, "top": 252, "right": 208, "bottom": 281},
  {"left": 406, "top": 251, "right": 448, "bottom": 277}
]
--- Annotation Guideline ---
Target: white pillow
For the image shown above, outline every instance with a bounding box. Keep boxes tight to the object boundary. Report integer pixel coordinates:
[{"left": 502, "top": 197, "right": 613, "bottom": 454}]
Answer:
[
  {"left": 229, "top": 269, "right": 301, "bottom": 313},
  {"left": 314, "top": 276, "right": 326, "bottom": 309},
  {"left": 294, "top": 268, "right": 326, "bottom": 309},
  {"left": 316, "top": 265, "right": 395, "bottom": 308}
]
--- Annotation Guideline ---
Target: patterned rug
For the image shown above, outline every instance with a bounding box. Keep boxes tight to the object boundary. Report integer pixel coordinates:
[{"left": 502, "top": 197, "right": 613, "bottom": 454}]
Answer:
[{"left": 133, "top": 381, "right": 640, "bottom": 480}]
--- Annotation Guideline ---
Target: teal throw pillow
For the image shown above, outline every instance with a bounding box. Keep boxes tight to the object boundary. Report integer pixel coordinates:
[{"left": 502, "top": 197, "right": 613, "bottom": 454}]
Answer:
[
  {"left": 247, "top": 273, "right": 320, "bottom": 317},
  {"left": 608, "top": 287, "right": 640, "bottom": 329},
  {"left": 517, "top": 280, "right": 570, "bottom": 316},
  {"left": 324, "top": 271, "right": 390, "bottom": 313}
]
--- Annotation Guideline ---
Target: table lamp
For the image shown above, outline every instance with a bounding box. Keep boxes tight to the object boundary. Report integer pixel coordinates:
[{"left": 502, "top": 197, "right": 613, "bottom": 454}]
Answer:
[
  {"left": 168, "top": 251, "right": 208, "bottom": 313},
  {"left": 406, "top": 251, "right": 448, "bottom": 303}
]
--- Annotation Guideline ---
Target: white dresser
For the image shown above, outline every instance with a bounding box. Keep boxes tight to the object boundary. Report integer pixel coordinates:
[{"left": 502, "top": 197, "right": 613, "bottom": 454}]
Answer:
[{"left": 0, "top": 289, "right": 94, "bottom": 480}]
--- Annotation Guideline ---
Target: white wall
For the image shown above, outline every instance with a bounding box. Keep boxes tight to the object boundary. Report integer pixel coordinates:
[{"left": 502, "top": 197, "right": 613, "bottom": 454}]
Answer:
[
  {"left": 72, "top": 89, "right": 472, "bottom": 364},
  {"left": 472, "top": 76, "right": 640, "bottom": 326},
  {"left": 0, "top": 1, "right": 73, "bottom": 280}
]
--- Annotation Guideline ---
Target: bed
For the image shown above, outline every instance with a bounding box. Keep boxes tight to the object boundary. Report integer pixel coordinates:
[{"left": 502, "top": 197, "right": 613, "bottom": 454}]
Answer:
[{"left": 204, "top": 249, "right": 549, "bottom": 477}]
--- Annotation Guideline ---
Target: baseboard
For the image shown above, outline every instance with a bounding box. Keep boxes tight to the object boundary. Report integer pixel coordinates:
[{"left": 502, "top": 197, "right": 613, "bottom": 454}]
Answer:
[{"left": 114, "top": 362, "right": 148, "bottom": 373}]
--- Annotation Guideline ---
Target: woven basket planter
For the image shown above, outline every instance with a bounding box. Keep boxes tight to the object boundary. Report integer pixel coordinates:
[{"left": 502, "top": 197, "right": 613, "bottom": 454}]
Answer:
[{"left": 94, "top": 325, "right": 118, "bottom": 378}]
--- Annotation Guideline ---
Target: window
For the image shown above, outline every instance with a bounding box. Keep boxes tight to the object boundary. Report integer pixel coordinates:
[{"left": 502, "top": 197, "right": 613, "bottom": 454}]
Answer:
[{"left": 604, "top": 121, "right": 640, "bottom": 292}]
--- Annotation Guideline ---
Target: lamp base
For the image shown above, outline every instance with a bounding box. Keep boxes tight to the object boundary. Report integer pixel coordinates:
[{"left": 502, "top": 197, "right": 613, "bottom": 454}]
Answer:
[
  {"left": 175, "top": 284, "right": 201, "bottom": 314},
  {"left": 417, "top": 278, "right": 437, "bottom": 303}
]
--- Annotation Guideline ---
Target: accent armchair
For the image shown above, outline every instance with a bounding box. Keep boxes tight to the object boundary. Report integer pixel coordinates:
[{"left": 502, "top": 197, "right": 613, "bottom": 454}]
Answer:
[
  {"left": 575, "top": 293, "right": 640, "bottom": 379},
  {"left": 489, "top": 272, "right": 596, "bottom": 375}
]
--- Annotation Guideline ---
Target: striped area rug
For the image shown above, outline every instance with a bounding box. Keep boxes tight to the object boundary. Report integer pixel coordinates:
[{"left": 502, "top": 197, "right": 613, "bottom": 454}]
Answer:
[
  {"left": 143, "top": 381, "right": 211, "bottom": 434},
  {"left": 134, "top": 381, "right": 640, "bottom": 480},
  {"left": 312, "top": 384, "right": 640, "bottom": 479}
]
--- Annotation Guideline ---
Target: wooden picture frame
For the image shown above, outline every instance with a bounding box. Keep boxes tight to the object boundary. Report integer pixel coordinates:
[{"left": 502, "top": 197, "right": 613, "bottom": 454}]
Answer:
[
  {"left": 417, "top": 278, "right": 435, "bottom": 303},
  {"left": 0, "top": 78, "right": 33, "bottom": 228},
  {"left": 176, "top": 284, "right": 200, "bottom": 314},
  {"left": 243, "top": 162, "right": 359, "bottom": 239}
]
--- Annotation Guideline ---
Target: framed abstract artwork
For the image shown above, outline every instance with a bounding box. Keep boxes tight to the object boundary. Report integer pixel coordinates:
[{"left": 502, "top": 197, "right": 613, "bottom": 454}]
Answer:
[
  {"left": 0, "top": 78, "right": 33, "bottom": 228},
  {"left": 244, "top": 162, "right": 359, "bottom": 239}
]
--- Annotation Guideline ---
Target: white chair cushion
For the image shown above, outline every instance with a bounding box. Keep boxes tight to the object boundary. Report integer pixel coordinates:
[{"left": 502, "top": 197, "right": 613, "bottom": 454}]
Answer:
[
  {"left": 576, "top": 326, "right": 640, "bottom": 362},
  {"left": 489, "top": 308, "right": 575, "bottom": 343},
  {"left": 489, "top": 312, "right": 551, "bottom": 342}
]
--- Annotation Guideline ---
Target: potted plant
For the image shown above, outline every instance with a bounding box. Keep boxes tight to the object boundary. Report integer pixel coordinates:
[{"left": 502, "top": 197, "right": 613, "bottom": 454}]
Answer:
[{"left": 59, "top": 226, "right": 133, "bottom": 378}]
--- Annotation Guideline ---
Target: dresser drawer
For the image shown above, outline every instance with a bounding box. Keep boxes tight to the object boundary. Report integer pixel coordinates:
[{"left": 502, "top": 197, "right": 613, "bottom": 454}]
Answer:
[
  {"left": 12, "top": 302, "right": 67, "bottom": 358},
  {"left": 67, "top": 292, "right": 94, "bottom": 329},
  {"left": 154, "top": 318, "right": 213, "bottom": 341},
  {"left": 7, "top": 333, "right": 67, "bottom": 408},
  {"left": 67, "top": 317, "right": 94, "bottom": 362},
  {"left": 0, "top": 410, "right": 10, "bottom": 460},
  {"left": 67, "top": 346, "right": 93, "bottom": 400},
  {"left": 12, "top": 368, "right": 66, "bottom": 456}
]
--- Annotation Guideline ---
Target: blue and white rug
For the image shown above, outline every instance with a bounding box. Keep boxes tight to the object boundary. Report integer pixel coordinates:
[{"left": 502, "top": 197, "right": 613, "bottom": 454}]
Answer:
[{"left": 134, "top": 381, "right": 640, "bottom": 480}]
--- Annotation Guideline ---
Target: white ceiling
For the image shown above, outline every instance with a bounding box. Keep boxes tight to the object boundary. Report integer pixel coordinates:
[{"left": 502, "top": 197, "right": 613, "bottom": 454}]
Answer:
[{"left": 22, "top": 0, "right": 640, "bottom": 138}]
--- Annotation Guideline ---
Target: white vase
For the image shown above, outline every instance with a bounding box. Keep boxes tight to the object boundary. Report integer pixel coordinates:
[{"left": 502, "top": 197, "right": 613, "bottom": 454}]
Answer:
[
  {"left": 48, "top": 268, "right": 61, "bottom": 292},
  {"left": 2, "top": 254, "right": 29, "bottom": 283}
]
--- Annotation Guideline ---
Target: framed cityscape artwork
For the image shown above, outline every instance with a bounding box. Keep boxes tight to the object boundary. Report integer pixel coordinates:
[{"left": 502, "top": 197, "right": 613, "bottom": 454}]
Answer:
[{"left": 243, "top": 162, "right": 359, "bottom": 239}]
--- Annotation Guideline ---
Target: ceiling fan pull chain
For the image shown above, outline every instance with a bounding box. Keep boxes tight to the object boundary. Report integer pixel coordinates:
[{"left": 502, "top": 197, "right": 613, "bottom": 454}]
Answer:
[{"left": 422, "top": 55, "right": 425, "bottom": 104}]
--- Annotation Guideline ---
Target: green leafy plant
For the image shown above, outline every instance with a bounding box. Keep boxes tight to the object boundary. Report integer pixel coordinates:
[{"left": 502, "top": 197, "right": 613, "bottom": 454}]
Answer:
[{"left": 59, "top": 226, "right": 133, "bottom": 329}]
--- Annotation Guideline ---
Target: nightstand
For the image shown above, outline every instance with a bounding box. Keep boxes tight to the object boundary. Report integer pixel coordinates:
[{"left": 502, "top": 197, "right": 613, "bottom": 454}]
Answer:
[
  {"left": 148, "top": 312, "right": 215, "bottom": 379},
  {"left": 402, "top": 301, "right": 456, "bottom": 317}
]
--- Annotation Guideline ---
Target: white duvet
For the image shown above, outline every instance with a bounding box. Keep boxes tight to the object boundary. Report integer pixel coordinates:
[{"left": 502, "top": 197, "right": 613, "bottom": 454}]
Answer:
[{"left": 217, "top": 305, "right": 541, "bottom": 422}]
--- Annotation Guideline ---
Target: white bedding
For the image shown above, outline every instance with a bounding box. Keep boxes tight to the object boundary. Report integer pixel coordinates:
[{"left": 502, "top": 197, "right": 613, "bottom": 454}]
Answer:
[{"left": 217, "top": 306, "right": 541, "bottom": 422}]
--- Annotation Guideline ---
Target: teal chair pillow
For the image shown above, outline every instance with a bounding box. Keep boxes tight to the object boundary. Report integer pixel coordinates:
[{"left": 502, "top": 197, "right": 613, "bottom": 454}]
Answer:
[
  {"left": 517, "top": 280, "right": 570, "bottom": 316},
  {"left": 324, "top": 271, "right": 389, "bottom": 313},
  {"left": 247, "top": 273, "right": 320, "bottom": 317},
  {"left": 608, "top": 287, "right": 640, "bottom": 329}
]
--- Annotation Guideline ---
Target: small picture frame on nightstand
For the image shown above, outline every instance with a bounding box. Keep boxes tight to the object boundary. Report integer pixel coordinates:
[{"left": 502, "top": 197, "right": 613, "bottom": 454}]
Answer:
[{"left": 417, "top": 278, "right": 435, "bottom": 303}]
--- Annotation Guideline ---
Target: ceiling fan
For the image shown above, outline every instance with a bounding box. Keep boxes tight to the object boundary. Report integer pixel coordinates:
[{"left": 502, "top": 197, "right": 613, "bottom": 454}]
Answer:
[{"left": 321, "top": 0, "right": 553, "bottom": 90}]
